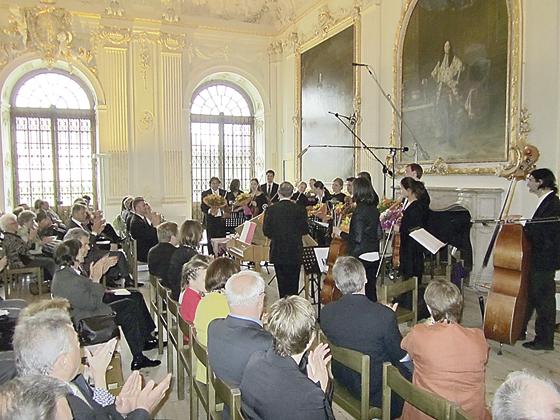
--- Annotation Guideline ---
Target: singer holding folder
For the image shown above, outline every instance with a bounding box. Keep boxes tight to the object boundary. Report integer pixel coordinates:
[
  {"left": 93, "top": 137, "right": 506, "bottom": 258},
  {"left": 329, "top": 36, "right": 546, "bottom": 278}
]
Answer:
[{"left": 399, "top": 177, "right": 429, "bottom": 280}]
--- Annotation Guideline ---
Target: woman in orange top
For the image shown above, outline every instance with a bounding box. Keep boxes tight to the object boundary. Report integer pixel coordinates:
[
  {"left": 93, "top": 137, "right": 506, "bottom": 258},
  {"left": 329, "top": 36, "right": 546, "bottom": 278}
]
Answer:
[{"left": 401, "top": 280, "right": 491, "bottom": 420}]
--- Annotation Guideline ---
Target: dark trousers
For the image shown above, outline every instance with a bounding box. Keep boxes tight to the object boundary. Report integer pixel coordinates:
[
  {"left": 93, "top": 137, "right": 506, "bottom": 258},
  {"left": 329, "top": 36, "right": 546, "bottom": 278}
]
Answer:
[
  {"left": 205, "top": 216, "right": 226, "bottom": 255},
  {"left": 275, "top": 263, "right": 301, "bottom": 298},
  {"left": 360, "top": 259, "right": 379, "bottom": 302},
  {"left": 523, "top": 269, "right": 556, "bottom": 345},
  {"left": 103, "top": 291, "right": 155, "bottom": 357},
  {"left": 86, "top": 248, "right": 131, "bottom": 284},
  {"left": 27, "top": 256, "right": 56, "bottom": 280}
]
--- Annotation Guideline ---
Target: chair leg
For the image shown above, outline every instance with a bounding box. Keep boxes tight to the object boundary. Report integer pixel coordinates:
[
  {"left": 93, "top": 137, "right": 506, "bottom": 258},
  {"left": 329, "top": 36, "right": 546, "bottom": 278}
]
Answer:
[
  {"left": 177, "top": 350, "right": 185, "bottom": 400},
  {"left": 190, "top": 378, "right": 199, "bottom": 420},
  {"left": 167, "top": 328, "right": 173, "bottom": 374},
  {"left": 157, "top": 314, "right": 164, "bottom": 355}
]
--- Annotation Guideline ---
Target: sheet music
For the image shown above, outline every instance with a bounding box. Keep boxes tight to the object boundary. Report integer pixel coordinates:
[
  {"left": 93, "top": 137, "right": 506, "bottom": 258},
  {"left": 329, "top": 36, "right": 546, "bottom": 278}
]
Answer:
[
  {"left": 313, "top": 247, "right": 330, "bottom": 273},
  {"left": 409, "top": 228, "right": 446, "bottom": 254},
  {"left": 359, "top": 252, "right": 380, "bottom": 262}
]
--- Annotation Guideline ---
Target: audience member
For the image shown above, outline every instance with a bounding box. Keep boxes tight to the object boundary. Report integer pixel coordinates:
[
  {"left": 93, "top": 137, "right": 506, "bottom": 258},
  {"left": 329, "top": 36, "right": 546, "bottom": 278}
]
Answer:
[
  {"left": 166, "top": 220, "right": 202, "bottom": 300},
  {"left": 51, "top": 239, "right": 160, "bottom": 370},
  {"left": 0, "top": 213, "right": 56, "bottom": 280},
  {"left": 194, "top": 257, "right": 239, "bottom": 383},
  {"left": 148, "top": 221, "right": 179, "bottom": 280},
  {"left": 36, "top": 209, "right": 66, "bottom": 240},
  {"left": 401, "top": 280, "right": 490, "bottom": 420},
  {"left": 208, "top": 271, "right": 272, "bottom": 387},
  {"left": 179, "top": 255, "right": 212, "bottom": 323},
  {"left": 13, "top": 308, "right": 171, "bottom": 419},
  {"left": 492, "top": 370, "right": 560, "bottom": 420},
  {"left": 320, "top": 256, "right": 409, "bottom": 418},
  {"left": 129, "top": 197, "right": 160, "bottom": 262},
  {"left": 0, "top": 375, "right": 72, "bottom": 420},
  {"left": 240, "top": 295, "right": 333, "bottom": 420}
]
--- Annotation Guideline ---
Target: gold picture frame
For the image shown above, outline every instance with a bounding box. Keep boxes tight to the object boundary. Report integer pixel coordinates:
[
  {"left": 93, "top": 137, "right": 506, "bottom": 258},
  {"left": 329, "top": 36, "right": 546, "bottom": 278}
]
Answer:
[{"left": 392, "top": 0, "right": 524, "bottom": 175}]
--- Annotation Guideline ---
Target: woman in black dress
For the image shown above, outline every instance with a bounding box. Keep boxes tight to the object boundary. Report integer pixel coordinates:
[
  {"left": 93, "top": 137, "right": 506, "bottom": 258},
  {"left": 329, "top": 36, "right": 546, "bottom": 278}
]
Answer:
[
  {"left": 399, "top": 177, "right": 429, "bottom": 280},
  {"left": 249, "top": 178, "right": 268, "bottom": 216}
]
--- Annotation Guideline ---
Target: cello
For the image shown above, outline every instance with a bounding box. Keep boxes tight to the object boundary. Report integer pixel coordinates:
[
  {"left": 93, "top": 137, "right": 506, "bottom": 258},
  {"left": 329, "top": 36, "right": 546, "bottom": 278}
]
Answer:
[{"left": 482, "top": 144, "right": 540, "bottom": 347}]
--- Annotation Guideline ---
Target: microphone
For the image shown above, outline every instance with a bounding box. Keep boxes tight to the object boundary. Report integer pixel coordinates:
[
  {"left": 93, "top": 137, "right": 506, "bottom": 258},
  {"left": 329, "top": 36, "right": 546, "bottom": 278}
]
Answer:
[
  {"left": 350, "top": 113, "right": 357, "bottom": 125},
  {"left": 352, "top": 62, "right": 368, "bottom": 67},
  {"left": 402, "top": 146, "right": 409, "bottom": 152},
  {"left": 328, "top": 111, "right": 354, "bottom": 123}
]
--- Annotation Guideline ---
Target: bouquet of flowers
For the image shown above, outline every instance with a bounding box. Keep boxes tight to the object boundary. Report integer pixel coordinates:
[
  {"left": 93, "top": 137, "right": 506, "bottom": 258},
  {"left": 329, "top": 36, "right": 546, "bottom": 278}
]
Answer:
[
  {"left": 379, "top": 205, "right": 403, "bottom": 231},
  {"left": 203, "top": 194, "right": 227, "bottom": 208},
  {"left": 377, "top": 197, "right": 399, "bottom": 213},
  {"left": 234, "top": 192, "right": 253, "bottom": 207}
]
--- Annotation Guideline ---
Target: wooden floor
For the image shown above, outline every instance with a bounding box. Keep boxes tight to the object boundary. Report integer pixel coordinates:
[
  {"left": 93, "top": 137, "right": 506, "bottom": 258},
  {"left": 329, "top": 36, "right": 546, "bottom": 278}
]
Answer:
[{"left": 6, "top": 266, "right": 559, "bottom": 419}]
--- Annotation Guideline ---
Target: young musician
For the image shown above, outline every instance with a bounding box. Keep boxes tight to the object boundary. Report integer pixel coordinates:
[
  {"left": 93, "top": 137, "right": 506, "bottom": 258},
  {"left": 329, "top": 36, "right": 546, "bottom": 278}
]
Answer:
[
  {"left": 201, "top": 177, "right": 227, "bottom": 255},
  {"left": 330, "top": 178, "right": 347, "bottom": 203},
  {"left": 292, "top": 182, "right": 309, "bottom": 206},
  {"left": 521, "top": 168, "right": 560, "bottom": 350},
  {"left": 260, "top": 170, "right": 279, "bottom": 203},
  {"left": 249, "top": 178, "right": 268, "bottom": 217},
  {"left": 405, "top": 163, "right": 430, "bottom": 206}
]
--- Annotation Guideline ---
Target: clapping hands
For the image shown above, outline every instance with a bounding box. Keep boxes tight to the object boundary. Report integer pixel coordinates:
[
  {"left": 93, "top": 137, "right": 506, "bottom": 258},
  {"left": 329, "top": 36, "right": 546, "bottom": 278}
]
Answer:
[
  {"left": 306, "top": 342, "right": 332, "bottom": 393},
  {"left": 115, "top": 371, "right": 172, "bottom": 415}
]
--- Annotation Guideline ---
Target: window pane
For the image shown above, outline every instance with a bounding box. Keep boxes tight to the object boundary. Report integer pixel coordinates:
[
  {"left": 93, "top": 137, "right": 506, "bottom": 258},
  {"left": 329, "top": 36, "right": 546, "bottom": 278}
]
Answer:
[
  {"left": 191, "top": 84, "right": 251, "bottom": 116},
  {"left": 14, "top": 73, "right": 91, "bottom": 109},
  {"left": 191, "top": 122, "right": 220, "bottom": 213}
]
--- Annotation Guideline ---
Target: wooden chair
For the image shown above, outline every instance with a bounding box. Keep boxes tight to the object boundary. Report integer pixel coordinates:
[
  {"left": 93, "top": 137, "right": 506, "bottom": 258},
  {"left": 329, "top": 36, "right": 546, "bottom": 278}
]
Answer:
[
  {"left": 231, "top": 389, "right": 245, "bottom": 420},
  {"left": 155, "top": 279, "right": 168, "bottom": 356},
  {"left": 189, "top": 329, "right": 214, "bottom": 420},
  {"left": 209, "top": 371, "right": 241, "bottom": 420},
  {"left": 380, "top": 277, "right": 418, "bottom": 326},
  {"left": 325, "top": 336, "right": 383, "bottom": 420},
  {"left": 165, "top": 289, "right": 180, "bottom": 380},
  {"left": 148, "top": 274, "right": 158, "bottom": 318},
  {"left": 122, "top": 236, "right": 138, "bottom": 287},
  {"left": 382, "top": 362, "right": 471, "bottom": 420},
  {"left": 3, "top": 266, "right": 44, "bottom": 298},
  {"left": 177, "top": 315, "right": 193, "bottom": 402}
]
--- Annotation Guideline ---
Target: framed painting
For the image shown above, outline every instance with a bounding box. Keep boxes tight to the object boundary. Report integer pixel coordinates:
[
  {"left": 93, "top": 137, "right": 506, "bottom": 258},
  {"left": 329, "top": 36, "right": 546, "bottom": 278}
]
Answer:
[{"left": 393, "top": 0, "right": 524, "bottom": 174}]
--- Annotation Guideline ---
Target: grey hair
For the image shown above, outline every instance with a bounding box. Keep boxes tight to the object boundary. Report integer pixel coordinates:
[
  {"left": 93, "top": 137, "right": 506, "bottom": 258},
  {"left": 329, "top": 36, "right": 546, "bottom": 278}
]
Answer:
[
  {"left": 63, "top": 226, "right": 90, "bottom": 242},
  {"left": 492, "top": 370, "right": 560, "bottom": 420},
  {"left": 0, "top": 375, "right": 70, "bottom": 420},
  {"left": 0, "top": 213, "right": 16, "bottom": 231},
  {"left": 332, "top": 256, "right": 367, "bottom": 294},
  {"left": 13, "top": 309, "right": 73, "bottom": 376},
  {"left": 278, "top": 181, "right": 294, "bottom": 198},
  {"left": 225, "top": 271, "right": 265, "bottom": 307}
]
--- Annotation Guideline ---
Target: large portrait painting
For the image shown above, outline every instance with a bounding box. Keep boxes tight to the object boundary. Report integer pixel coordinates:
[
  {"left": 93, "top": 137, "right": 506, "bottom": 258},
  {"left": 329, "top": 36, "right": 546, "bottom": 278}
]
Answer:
[{"left": 397, "top": 0, "right": 520, "bottom": 168}]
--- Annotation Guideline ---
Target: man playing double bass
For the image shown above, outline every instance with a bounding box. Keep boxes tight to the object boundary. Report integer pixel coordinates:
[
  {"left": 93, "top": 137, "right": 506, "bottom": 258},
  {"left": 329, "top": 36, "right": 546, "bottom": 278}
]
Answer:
[{"left": 521, "top": 168, "right": 560, "bottom": 351}]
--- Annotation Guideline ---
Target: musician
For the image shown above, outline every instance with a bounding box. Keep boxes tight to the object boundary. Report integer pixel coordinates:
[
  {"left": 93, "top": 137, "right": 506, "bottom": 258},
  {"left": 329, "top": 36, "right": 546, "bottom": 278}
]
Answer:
[
  {"left": 263, "top": 182, "right": 309, "bottom": 298},
  {"left": 201, "top": 177, "right": 227, "bottom": 256},
  {"left": 346, "top": 177, "right": 355, "bottom": 196},
  {"left": 335, "top": 177, "right": 381, "bottom": 302},
  {"left": 226, "top": 179, "right": 244, "bottom": 205},
  {"left": 249, "top": 178, "right": 268, "bottom": 216},
  {"left": 330, "top": 178, "right": 347, "bottom": 203},
  {"left": 260, "top": 169, "right": 279, "bottom": 203},
  {"left": 226, "top": 179, "right": 245, "bottom": 233},
  {"left": 399, "top": 177, "right": 429, "bottom": 280},
  {"left": 521, "top": 168, "right": 560, "bottom": 351},
  {"left": 313, "top": 181, "right": 331, "bottom": 204},
  {"left": 291, "top": 181, "right": 309, "bottom": 206},
  {"left": 357, "top": 171, "right": 380, "bottom": 206},
  {"left": 405, "top": 163, "right": 431, "bottom": 206}
]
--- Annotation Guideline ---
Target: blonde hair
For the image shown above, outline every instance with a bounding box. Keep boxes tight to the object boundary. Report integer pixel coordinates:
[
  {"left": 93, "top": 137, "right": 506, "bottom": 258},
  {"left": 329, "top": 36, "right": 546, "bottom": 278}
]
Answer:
[
  {"left": 181, "top": 254, "right": 213, "bottom": 290},
  {"left": 266, "top": 296, "right": 316, "bottom": 357},
  {"left": 157, "top": 221, "right": 178, "bottom": 243},
  {"left": 424, "top": 280, "right": 463, "bottom": 323}
]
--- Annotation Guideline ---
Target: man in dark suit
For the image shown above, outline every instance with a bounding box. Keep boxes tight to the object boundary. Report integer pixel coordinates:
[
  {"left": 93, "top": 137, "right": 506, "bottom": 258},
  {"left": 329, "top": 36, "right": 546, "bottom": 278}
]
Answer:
[
  {"left": 320, "top": 256, "right": 410, "bottom": 419},
  {"left": 129, "top": 197, "right": 160, "bottom": 263},
  {"left": 201, "top": 177, "right": 227, "bottom": 255},
  {"left": 521, "top": 168, "right": 560, "bottom": 351},
  {"left": 260, "top": 169, "right": 280, "bottom": 203},
  {"left": 263, "top": 182, "right": 309, "bottom": 298},
  {"left": 208, "top": 271, "right": 272, "bottom": 387},
  {"left": 147, "top": 221, "right": 178, "bottom": 279}
]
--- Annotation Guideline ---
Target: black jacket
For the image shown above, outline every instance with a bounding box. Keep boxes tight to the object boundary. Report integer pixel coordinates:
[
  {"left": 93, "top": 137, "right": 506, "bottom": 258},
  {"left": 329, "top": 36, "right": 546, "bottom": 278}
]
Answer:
[
  {"left": 260, "top": 183, "right": 279, "bottom": 203},
  {"left": 263, "top": 200, "right": 309, "bottom": 264},
  {"left": 129, "top": 214, "right": 158, "bottom": 263},
  {"left": 166, "top": 245, "right": 198, "bottom": 300},
  {"left": 346, "top": 202, "right": 380, "bottom": 258},
  {"left": 399, "top": 200, "right": 428, "bottom": 279},
  {"left": 147, "top": 242, "right": 176, "bottom": 280},
  {"left": 291, "top": 191, "right": 309, "bottom": 207},
  {"left": 524, "top": 191, "right": 560, "bottom": 271},
  {"left": 208, "top": 315, "right": 273, "bottom": 387},
  {"left": 320, "top": 294, "right": 409, "bottom": 413}
]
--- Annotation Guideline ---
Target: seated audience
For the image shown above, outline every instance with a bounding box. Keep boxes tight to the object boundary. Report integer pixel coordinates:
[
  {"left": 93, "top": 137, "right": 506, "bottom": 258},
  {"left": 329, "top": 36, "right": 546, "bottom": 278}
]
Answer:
[
  {"left": 240, "top": 295, "right": 333, "bottom": 420},
  {"left": 36, "top": 209, "right": 66, "bottom": 240},
  {"left": 179, "top": 254, "right": 212, "bottom": 323},
  {"left": 129, "top": 197, "right": 160, "bottom": 262},
  {"left": 13, "top": 307, "right": 171, "bottom": 419},
  {"left": 51, "top": 239, "right": 160, "bottom": 370},
  {"left": 320, "top": 256, "right": 409, "bottom": 418},
  {"left": 401, "top": 280, "right": 490, "bottom": 420},
  {"left": 0, "top": 213, "right": 56, "bottom": 280},
  {"left": 166, "top": 220, "right": 203, "bottom": 300},
  {"left": 68, "top": 202, "right": 121, "bottom": 244},
  {"left": 492, "top": 370, "right": 560, "bottom": 420},
  {"left": 17, "top": 210, "right": 54, "bottom": 254},
  {"left": 194, "top": 257, "right": 239, "bottom": 383},
  {"left": 35, "top": 199, "right": 66, "bottom": 229},
  {"left": 148, "top": 221, "right": 179, "bottom": 280},
  {"left": 208, "top": 271, "right": 272, "bottom": 387},
  {"left": 113, "top": 195, "right": 133, "bottom": 236},
  {"left": 0, "top": 375, "right": 72, "bottom": 419}
]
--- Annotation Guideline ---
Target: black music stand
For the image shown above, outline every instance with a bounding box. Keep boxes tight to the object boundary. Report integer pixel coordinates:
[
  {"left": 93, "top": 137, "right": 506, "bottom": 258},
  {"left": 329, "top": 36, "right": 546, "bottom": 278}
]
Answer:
[{"left": 299, "top": 246, "right": 324, "bottom": 320}]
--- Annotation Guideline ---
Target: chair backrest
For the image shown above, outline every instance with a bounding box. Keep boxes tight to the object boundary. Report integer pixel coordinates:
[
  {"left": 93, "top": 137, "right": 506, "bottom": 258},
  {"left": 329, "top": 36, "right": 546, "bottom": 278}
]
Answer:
[
  {"left": 189, "top": 328, "right": 213, "bottom": 414},
  {"left": 191, "top": 330, "right": 208, "bottom": 377},
  {"left": 381, "top": 277, "right": 418, "bottom": 325},
  {"left": 166, "top": 289, "right": 179, "bottom": 318},
  {"left": 232, "top": 388, "right": 245, "bottom": 420},
  {"left": 210, "top": 372, "right": 242, "bottom": 420},
  {"left": 382, "top": 362, "right": 456, "bottom": 420}
]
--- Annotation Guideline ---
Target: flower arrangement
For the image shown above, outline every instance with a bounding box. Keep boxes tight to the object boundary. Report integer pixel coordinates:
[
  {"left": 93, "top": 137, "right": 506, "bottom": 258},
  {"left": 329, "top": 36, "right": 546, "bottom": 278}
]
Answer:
[
  {"left": 377, "top": 197, "right": 399, "bottom": 213},
  {"left": 379, "top": 205, "right": 403, "bottom": 231},
  {"left": 234, "top": 192, "right": 252, "bottom": 207},
  {"left": 203, "top": 194, "right": 227, "bottom": 208}
]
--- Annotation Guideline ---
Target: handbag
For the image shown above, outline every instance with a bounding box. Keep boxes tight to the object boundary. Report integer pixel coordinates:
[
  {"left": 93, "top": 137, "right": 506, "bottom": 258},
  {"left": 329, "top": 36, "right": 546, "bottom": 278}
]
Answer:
[{"left": 76, "top": 314, "right": 120, "bottom": 346}]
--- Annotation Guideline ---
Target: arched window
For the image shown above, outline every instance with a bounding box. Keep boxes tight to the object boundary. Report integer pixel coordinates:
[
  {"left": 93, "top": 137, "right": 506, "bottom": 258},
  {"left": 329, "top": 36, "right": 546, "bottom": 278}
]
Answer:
[
  {"left": 10, "top": 70, "right": 96, "bottom": 208},
  {"left": 190, "top": 82, "right": 254, "bottom": 219}
]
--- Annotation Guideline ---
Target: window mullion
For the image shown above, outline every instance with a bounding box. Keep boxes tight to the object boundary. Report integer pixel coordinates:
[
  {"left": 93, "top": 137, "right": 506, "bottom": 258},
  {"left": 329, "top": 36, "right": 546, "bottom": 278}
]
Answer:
[
  {"left": 219, "top": 113, "right": 225, "bottom": 184},
  {"left": 51, "top": 115, "right": 61, "bottom": 208}
]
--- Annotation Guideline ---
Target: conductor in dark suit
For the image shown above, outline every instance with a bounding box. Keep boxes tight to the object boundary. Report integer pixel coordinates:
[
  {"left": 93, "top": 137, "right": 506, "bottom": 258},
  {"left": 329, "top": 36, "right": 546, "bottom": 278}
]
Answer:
[
  {"left": 129, "top": 197, "right": 160, "bottom": 263},
  {"left": 260, "top": 169, "right": 280, "bottom": 203},
  {"left": 320, "top": 256, "right": 410, "bottom": 419},
  {"left": 201, "top": 177, "right": 227, "bottom": 255},
  {"left": 522, "top": 168, "right": 560, "bottom": 351},
  {"left": 263, "top": 182, "right": 309, "bottom": 298},
  {"left": 208, "top": 271, "right": 272, "bottom": 388}
]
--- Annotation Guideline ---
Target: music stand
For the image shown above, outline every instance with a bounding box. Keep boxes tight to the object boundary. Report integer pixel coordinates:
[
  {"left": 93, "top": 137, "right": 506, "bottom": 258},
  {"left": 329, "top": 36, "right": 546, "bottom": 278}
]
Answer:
[{"left": 299, "top": 246, "right": 324, "bottom": 320}]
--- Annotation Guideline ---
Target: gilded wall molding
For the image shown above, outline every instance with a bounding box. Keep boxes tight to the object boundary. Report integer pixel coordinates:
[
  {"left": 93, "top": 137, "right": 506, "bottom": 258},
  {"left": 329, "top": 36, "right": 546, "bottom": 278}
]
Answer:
[
  {"left": 105, "top": 0, "right": 125, "bottom": 17},
  {"left": 92, "top": 26, "right": 132, "bottom": 47}
]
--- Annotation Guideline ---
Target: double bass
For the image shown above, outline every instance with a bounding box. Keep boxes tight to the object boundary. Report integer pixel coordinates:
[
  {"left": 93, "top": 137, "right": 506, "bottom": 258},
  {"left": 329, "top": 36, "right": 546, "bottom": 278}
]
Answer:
[{"left": 482, "top": 144, "right": 540, "bottom": 347}]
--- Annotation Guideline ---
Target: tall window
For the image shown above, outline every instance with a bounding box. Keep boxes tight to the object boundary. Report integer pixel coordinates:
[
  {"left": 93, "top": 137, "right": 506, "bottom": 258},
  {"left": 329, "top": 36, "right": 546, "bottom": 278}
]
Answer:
[
  {"left": 190, "top": 82, "right": 254, "bottom": 219},
  {"left": 10, "top": 71, "right": 96, "bottom": 208}
]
